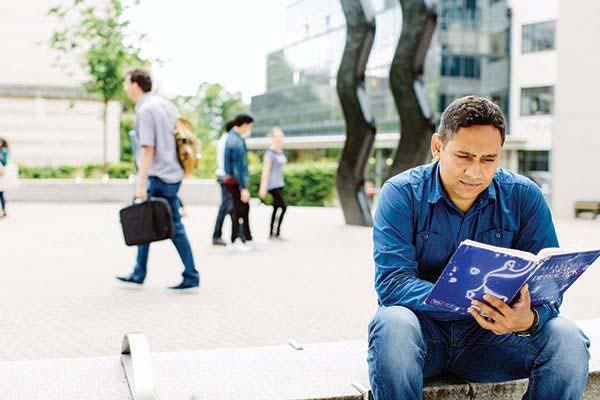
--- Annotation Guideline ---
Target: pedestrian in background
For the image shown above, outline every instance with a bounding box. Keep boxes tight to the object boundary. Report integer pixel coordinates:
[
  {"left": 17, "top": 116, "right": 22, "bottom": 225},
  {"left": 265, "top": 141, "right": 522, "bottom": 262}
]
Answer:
[
  {"left": 116, "top": 68, "right": 200, "bottom": 291},
  {"left": 223, "top": 113, "right": 254, "bottom": 251},
  {"left": 0, "top": 138, "right": 18, "bottom": 219},
  {"left": 212, "top": 120, "right": 235, "bottom": 246},
  {"left": 259, "top": 127, "right": 288, "bottom": 239}
]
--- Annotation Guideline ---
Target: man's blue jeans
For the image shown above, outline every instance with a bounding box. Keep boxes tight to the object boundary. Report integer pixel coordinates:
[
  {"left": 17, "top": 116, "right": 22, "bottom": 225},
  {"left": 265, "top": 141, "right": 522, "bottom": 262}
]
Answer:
[
  {"left": 212, "top": 177, "right": 232, "bottom": 240},
  {"left": 131, "top": 177, "right": 199, "bottom": 285},
  {"left": 368, "top": 306, "right": 590, "bottom": 400}
]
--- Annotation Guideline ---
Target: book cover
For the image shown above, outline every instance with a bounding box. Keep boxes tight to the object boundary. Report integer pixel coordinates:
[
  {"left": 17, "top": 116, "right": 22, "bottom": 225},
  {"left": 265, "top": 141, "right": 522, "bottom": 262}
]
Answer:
[{"left": 424, "top": 241, "right": 600, "bottom": 315}]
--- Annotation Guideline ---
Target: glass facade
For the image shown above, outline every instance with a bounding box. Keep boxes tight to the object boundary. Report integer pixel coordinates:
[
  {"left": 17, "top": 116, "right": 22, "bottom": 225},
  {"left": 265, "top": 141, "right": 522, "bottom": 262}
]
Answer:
[
  {"left": 520, "top": 86, "right": 554, "bottom": 116},
  {"left": 250, "top": 0, "right": 511, "bottom": 140},
  {"left": 522, "top": 20, "right": 555, "bottom": 53}
]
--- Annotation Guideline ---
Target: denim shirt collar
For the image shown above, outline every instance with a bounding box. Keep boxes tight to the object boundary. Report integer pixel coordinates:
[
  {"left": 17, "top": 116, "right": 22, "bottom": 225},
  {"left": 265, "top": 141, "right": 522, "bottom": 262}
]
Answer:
[{"left": 428, "top": 161, "right": 497, "bottom": 210}]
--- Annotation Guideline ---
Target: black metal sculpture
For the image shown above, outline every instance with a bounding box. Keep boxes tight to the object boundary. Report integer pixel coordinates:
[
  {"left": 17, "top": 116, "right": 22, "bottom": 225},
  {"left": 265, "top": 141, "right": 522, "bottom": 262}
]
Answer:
[
  {"left": 388, "top": 0, "right": 437, "bottom": 177},
  {"left": 336, "top": 0, "right": 377, "bottom": 227}
]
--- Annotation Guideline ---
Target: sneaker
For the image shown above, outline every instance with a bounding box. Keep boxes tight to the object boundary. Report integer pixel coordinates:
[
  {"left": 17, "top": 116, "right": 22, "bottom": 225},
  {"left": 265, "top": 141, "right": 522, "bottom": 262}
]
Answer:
[
  {"left": 167, "top": 282, "right": 199, "bottom": 293},
  {"left": 212, "top": 237, "right": 227, "bottom": 246},
  {"left": 115, "top": 274, "right": 144, "bottom": 287},
  {"left": 231, "top": 238, "right": 253, "bottom": 252}
]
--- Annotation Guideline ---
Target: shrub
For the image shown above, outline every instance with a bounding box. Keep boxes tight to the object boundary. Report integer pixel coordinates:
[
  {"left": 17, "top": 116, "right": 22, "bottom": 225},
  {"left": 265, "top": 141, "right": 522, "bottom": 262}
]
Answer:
[{"left": 248, "top": 162, "right": 337, "bottom": 207}]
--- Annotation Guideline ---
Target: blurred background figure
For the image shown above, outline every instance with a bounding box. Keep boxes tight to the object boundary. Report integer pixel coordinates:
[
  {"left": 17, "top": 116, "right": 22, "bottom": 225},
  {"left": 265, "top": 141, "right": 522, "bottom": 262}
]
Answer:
[
  {"left": 212, "top": 120, "right": 235, "bottom": 246},
  {"left": 0, "top": 138, "right": 19, "bottom": 219},
  {"left": 259, "top": 127, "right": 288, "bottom": 239}
]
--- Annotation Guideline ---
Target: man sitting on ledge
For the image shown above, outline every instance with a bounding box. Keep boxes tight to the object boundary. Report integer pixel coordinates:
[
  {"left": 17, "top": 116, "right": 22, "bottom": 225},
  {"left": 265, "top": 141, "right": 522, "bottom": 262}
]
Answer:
[{"left": 368, "top": 95, "right": 590, "bottom": 400}]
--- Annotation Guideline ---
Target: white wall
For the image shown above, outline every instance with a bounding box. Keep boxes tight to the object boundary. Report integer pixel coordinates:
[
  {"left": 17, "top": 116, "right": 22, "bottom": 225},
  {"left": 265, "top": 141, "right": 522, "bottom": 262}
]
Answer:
[
  {"left": 552, "top": 0, "right": 600, "bottom": 218},
  {"left": 509, "top": 0, "right": 558, "bottom": 150},
  {"left": 0, "top": 0, "right": 121, "bottom": 166},
  {"left": 0, "top": 98, "right": 121, "bottom": 166}
]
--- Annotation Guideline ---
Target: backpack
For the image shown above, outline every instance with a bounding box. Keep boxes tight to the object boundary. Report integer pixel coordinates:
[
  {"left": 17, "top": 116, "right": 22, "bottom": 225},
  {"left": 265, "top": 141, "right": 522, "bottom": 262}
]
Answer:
[{"left": 173, "top": 117, "right": 201, "bottom": 175}]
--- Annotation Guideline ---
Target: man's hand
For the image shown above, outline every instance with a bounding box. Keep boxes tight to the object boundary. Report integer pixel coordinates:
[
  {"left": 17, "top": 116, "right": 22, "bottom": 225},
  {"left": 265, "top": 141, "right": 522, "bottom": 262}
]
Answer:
[
  {"left": 468, "top": 284, "right": 535, "bottom": 335},
  {"left": 258, "top": 187, "right": 267, "bottom": 199},
  {"left": 241, "top": 188, "right": 251, "bottom": 203},
  {"left": 134, "top": 186, "right": 147, "bottom": 201}
]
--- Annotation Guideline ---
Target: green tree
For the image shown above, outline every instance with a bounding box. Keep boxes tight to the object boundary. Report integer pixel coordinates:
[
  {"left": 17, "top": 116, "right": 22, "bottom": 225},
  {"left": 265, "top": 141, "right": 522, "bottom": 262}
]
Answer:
[
  {"left": 48, "top": 0, "right": 147, "bottom": 173},
  {"left": 174, "top": 83, "right": 248, "bottom": 178}
]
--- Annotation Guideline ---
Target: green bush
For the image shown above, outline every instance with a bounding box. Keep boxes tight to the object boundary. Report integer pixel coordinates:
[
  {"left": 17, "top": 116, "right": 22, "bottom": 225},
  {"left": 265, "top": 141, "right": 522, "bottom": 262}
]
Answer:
[
  {"left": 19, "top": 163, "right": 135, "bottom": 179},
  {"left": 107, "top": 162, "right": 135, "bottom": 179},
  {"left": 248, "top": 162, "right": 337, "bottom": 207}
]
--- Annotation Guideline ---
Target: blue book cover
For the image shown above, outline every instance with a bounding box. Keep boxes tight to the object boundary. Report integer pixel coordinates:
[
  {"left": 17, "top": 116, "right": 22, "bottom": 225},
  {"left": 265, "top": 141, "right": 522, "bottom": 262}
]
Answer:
[{"left": 424, "top": 240, "right": 600, "bottom": 315}]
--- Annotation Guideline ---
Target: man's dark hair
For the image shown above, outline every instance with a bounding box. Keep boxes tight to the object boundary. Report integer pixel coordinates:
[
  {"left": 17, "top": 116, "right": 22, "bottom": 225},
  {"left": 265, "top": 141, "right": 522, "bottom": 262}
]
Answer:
[
  {"left": 224, "top": 120, "right": 235, "bottom": 132},
  {"left": 127, "top": 68, "right": 153, "bottom": 93},
  {"left": 438, "top": 95, "right": 506, "bottom": 146},
  {"left": 231, "top": 112, "right": 255, "bottom": 127},
  {"left": 0, "top": 138, "right": 8, "bottom": 149}
]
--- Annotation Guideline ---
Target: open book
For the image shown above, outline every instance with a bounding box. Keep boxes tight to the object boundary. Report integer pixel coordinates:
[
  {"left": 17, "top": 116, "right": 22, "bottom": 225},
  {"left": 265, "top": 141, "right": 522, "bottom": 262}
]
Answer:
[{"left": 424, "top": 240, "right": 600, "bottom": 314}]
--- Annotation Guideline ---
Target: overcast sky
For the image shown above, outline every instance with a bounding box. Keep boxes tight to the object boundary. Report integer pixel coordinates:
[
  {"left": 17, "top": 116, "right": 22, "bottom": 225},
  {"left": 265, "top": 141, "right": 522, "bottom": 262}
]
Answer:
[{"left": 127, "top": 0, "right": 286, "bottom": 102}]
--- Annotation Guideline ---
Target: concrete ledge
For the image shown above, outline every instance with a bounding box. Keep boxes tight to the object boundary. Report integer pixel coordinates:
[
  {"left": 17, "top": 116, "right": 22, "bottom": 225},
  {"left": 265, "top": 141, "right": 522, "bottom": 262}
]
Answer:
[
  {"left": 8, "top": 179, "right": 220, "bottom": 205},
  {"left": 1, "top": 322, "right": 598, "bottom": 399}
]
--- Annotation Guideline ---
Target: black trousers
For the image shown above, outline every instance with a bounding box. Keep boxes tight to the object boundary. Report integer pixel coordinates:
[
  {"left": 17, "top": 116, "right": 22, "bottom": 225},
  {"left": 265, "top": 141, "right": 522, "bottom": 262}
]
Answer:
[
  {"left": 225, "top": 182, "right": 252, "bottom": 243},
  {"left": 268, "top": 187, "right": 287, "bottom": 237}
]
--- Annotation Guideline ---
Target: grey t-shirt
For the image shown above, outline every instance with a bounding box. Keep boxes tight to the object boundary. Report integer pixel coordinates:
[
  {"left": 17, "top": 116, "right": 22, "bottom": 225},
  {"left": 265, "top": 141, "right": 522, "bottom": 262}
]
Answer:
[
  {"left": 265, "top": 148, "right": 287, "bottom": 190},
  {"left": 135, "top": 94, "right": 184, "bottom": 184}
]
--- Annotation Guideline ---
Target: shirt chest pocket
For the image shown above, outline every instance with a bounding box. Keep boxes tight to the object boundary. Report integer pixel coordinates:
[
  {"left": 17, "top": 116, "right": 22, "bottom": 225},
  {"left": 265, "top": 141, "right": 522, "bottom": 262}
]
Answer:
[
  {"left": 476, "top": 228, "right": 515, "bottom": 248},
  {"left": 415, "top": 231, "right": 453, "bottom": 274}
]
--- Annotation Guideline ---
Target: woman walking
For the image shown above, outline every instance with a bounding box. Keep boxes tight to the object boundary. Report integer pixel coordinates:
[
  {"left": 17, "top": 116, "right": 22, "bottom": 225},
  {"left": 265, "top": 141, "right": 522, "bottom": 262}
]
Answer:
[{"left": 259, "top": 127, "right": 288, "bottom": 239}]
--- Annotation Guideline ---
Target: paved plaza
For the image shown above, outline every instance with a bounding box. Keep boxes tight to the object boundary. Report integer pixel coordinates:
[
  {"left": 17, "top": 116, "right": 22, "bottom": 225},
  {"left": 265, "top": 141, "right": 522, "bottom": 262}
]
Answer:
[{"left": 0, "top": 202, "right": 599, "bottom": 362}]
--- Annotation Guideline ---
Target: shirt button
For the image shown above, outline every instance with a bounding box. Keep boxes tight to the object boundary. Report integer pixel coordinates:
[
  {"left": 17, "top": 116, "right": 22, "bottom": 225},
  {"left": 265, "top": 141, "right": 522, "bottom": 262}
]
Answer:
[
  {"left": 424, "top": 234, "right": 429, "bottom": 240},
  {"left": 496, "top": 233, "right": 502, "bottom": 239}
]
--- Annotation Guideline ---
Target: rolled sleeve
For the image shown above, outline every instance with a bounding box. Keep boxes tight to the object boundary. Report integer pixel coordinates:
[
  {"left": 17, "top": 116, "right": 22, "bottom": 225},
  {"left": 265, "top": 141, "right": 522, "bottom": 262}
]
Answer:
[{"left": 373, "top": 182, "right": 440, "bottom": 314}]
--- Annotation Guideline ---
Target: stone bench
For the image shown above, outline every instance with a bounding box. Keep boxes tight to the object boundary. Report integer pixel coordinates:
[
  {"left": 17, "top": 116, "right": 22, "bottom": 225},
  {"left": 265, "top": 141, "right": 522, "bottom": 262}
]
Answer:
[{"left": 1, "top": 320, "right": 599, "bottom": 399}]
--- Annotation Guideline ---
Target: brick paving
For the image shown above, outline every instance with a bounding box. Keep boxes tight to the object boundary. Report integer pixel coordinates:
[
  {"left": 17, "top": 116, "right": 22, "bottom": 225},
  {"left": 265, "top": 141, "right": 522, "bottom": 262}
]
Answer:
[{"left": 0, "top": 202, "right": 599, "bottom": 362}]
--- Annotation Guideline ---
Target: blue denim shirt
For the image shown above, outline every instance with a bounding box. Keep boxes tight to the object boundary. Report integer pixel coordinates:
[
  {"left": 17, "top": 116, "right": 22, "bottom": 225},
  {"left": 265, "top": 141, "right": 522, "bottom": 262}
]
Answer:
[
  {"left": 373, "top": 161, "right": 559, "bottom": 330},
  {"left": 224, "top": 130, "right": 249, "bottom": 188}
]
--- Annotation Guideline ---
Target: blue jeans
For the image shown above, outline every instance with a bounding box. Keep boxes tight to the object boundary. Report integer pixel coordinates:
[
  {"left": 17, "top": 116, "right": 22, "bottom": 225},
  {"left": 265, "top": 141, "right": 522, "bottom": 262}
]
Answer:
[
  {"left": 131, "top": 177, "right": 199, "bottom": 285},
  {"left": 212, "top": 177, "right": 232, "bottom": 240},
  {"left": 368, "top": 306, "right": 590, "bottom": 400}
]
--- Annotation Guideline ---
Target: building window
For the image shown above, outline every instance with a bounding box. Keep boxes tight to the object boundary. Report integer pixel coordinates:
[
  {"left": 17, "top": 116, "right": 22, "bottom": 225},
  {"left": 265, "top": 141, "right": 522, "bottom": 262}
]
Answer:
[
  {"left": 518, "top": 150, "right": 550, "bottom": 173},
  {"left": 522, "top": 21, "right": 555, "bottom": 53},
  {"left": 441, "top": 55, "right": 481, "bottom": 79},
  {"left": 384, "top": 0, "right": 397, "bottom": 10},
  {"left": 520, "top": 86, "right": 554, "bottom": 116}
]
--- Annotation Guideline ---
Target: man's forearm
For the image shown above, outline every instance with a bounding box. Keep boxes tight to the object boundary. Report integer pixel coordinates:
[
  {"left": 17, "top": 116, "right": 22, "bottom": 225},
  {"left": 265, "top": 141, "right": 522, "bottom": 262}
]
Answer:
[{"left": 136, "top": 147, "right": 154, "bottom": 196}]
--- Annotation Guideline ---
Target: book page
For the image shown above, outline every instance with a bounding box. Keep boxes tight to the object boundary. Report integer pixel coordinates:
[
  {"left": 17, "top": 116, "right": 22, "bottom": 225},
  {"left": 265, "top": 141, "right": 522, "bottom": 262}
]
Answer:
[{"left": 462, "top": 240, "right": 538, "bottom": 261}]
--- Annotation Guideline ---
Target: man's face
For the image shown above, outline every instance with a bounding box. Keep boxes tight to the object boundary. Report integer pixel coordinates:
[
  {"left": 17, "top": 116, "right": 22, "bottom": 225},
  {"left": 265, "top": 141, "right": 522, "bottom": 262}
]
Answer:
[
  {"left": 123, "top": 76, "right": 136, "bottom": 101},
  {"left": 432, "top": 125, "right": 503, "bottom": 210}
]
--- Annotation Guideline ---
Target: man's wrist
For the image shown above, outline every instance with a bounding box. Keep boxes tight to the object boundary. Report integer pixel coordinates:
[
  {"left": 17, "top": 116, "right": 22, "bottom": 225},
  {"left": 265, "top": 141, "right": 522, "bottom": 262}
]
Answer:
[{"left": 514, "top": 307, "right": 539, "bottom": 337}]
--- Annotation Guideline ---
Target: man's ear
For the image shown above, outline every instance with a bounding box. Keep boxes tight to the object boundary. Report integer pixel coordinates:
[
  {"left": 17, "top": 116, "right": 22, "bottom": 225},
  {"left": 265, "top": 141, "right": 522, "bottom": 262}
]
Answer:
[{"left": 431, "top": 133, "right": 443, "bottom": 161}]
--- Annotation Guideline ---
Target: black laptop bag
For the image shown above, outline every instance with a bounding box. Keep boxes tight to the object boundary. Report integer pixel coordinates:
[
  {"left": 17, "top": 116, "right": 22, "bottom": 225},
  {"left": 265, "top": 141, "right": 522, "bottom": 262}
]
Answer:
[{"left": 119, "top": 197, "right": 175, "bottom": 246}]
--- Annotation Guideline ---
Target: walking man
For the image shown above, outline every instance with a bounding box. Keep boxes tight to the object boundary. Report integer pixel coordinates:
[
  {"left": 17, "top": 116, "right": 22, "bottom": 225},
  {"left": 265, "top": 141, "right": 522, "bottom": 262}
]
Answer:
[{"left": 116, "top": 68, "right": 200, "bottom": 292}]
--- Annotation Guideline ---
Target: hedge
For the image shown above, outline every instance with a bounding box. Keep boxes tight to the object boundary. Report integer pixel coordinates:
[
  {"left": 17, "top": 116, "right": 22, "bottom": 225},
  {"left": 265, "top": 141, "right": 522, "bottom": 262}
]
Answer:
[
  {"left": 248, "top": 162, "right": 337, "bottom": 207},
  {"left": 18, "top": 161, "right": 338, "bottom": 207},
  {"left": 19, "top": 162, "right": 135, "bottom": 180}
]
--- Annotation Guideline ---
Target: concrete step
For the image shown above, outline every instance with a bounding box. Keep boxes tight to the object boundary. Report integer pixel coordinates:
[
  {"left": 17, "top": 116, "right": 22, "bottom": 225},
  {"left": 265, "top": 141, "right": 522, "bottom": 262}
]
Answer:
[{"left": 1, "top": 320, "right": 599, "bottom": 399}]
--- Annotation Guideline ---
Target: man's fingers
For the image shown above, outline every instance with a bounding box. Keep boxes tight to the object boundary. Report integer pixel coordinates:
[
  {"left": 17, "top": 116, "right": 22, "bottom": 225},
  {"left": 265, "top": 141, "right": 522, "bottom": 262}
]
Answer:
[
  {"left": 482, "top": 295, "right": 511, "bottom": 313},
  {"left": 520, "top": 284, "right": 531, "bottom": 304},
  {"left": 472, "top": 300, "right": 503, "bottom": 320},
  {"left": 468, "top": 307, "right": 496, "bottom": 331}
]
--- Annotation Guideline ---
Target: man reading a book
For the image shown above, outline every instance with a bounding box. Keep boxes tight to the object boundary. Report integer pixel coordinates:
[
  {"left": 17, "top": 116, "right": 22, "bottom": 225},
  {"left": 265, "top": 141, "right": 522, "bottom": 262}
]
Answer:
[{"left": 369, "top": 95, "right": 590, "bottom": 399}]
